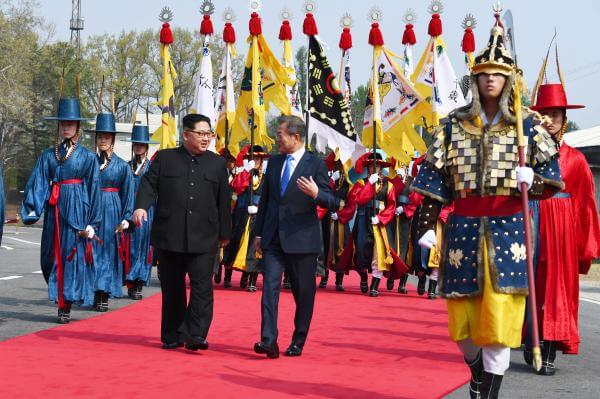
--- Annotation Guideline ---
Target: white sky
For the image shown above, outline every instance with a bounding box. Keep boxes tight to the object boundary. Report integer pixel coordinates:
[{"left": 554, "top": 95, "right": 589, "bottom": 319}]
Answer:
[{"left": 38, "top": 0, "right": 600, "bottom": 129}]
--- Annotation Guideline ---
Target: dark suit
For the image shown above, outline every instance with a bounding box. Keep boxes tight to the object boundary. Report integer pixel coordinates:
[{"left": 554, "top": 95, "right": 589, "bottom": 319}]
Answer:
[
  {"left": 136, "top": 146, "right": 231, "bottom": 344},
  {"left": 254, "top": 150, "right": 335, "bottom": 348}
]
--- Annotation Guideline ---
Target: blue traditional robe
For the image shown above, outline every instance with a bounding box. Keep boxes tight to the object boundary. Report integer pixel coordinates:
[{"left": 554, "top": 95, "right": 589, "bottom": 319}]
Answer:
[
  {"left": 93, "top": 154, "right": 134, "bottom": 297},
  {"left": 21, "top": 145, "right": 101, "bottom": 306},
  {"left": 126, "top": 159, "right": 154, "bottom": 284}
]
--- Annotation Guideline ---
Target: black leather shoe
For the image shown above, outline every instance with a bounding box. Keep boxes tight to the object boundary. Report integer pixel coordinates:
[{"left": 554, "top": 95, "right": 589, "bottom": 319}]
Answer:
[
  {"left": 386, "top": 278, "right": 394, "bottom": 291},
  {"left": 254, "top": 341, "right": 279, "bottom": 358},
  {"left": 162, "top": 342, "right": 184, "bottom": 350},
  {"left": 214, "top": 264, "right": 222, "bottom": 284},
  {"left": 417, "top": 275, "right": 427, "bottom": 296},
  {"left": 185, "top": 336, "right": 209, "bottom": 351},
  {"left": 284, "top": 344, "right": 302, "bottom": 357},
  {"left": 319, "top": 278, "right": 328, "bottom": 289}
]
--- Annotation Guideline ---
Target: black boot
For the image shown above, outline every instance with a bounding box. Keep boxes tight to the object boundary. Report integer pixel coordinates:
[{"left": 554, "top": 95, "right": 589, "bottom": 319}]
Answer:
[
  {"left": 98, "top": 293, "right": 109, "bottom": 312},
  {"left": 135, "top": 280, "right": 144, "bottom": 300},
  {"left": 214, "top": 264, "right": 222, "bottom": 284},
  {"left": 247, "top": 273, "right": 258, "bottom": 292},
  {"left": 465, "top": 351, "right": 483, "bottom": 399},
  {"left": 479, "top": 371, "right": 503, "bottom": 399},
  {"left": 283, "top": 272, "right": 291, "bottom": 289},
  {"left": 369, "top": 277, "right": 381, "bottom": 297},
  {"left": 539, "top": 341, "right": 557, "bottom": 376},
  {"left": 240, "top": 272, "right": 249, "bottom": 289},
  {"left": 398, "top": 274, "right": 409, "bottom": 294},
  {"left": 223, "top": 268, "right": 233, "bottom": 288},
  {"left": 428, "top": 279, "right": 438, "bottom": 299},
  {"left": 319, "top": 270, "right": 329, "bottom": 289},
  {"left": 359, "top": 271, "right": 369, "bottom": 293},
  {"left": 335, "top": 272, "right": 345, "bottom": 292},
  {"left": 57, "top": 302, "right": 72, "bottom": 324},
  {"left": 93, "top": 291, "right": 100, "bottom": 309},
  {"left": 386, "top": 277, "right": 394, "bottom": 291},
  {"left": 417, "top": 275, "right": 427, "bottom": 296},
  {"left": 523, "top": 346, "right": 533, "bottom": 366}
]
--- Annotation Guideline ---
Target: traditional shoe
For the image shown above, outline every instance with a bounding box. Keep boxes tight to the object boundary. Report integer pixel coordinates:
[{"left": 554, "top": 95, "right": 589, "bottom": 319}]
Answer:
[
  {"left": 97, "top": 293, "right": 109, "bottom": 312},
  {"left": 240, "top": 272, "right": 249, "bottom": 289},
  {"left": 56, "top": 303, "right": 72, "bottom": 324},
  {"left": 185, "top": 336, "right": 209, "bottom": 351},
  {"left": 359, "top": 272, "right": 369, "bottom": 293},
  {"left": 93, "top": 291, "right": 101, "bottom": 309},
  {"left": 284, "top": 344, "right": 302, "bottom": 357},
  {"left": 427, "top": 279, "right": 438, "bottom": 299},
  {"left": 539, "top": 341, "right": 557, "bottom": 376},
  {"left": 417, "top": 275, "right": 427, "bottom": 296},
  {"left": 369, "top": 277, "right": 381, "bottom": 297},
  {"left": 223, "top": 268, "right": 233, "bottom": 288},
  {"left": 214, "top": 264, "right": 223, "bottom": 284},
  {"left": 480, "top": 371, "right": 503, "bottom": 399},
  {"left": 465, "top": 351, "right": 483, "bottom": 399},
  {"left": 318, "top": 278, "right": 328, "bottom": 289},
  {"left": 335, "top": 284, "right": 345, "bottom": 292},
  {"left": 398, "top": 274, "right": 409, "bottom": 294},
  {"left": 386, "top": 278, "right": 394, "bottom": 291},
  {"left": 254, "top": 341, "right": 279, "bottom": 359},
  {"left": 127, "top": 287, "right": 136, "bottom": 300},
  {"left": 135, "top": 282, "right": 143, "bottom": 300}
]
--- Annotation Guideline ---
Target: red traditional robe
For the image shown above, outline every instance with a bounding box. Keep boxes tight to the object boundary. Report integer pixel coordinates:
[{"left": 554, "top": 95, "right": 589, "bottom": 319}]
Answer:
[{"left": 536, "top": 143, "right": 600, "bottom": 354}]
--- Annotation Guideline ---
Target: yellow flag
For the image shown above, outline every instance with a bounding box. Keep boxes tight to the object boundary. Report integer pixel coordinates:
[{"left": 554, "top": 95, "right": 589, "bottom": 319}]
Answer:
[
  {"left": 151, "top": 43, "right": 178, "bottom": 149},
  {"left": 229, "top": 34, "right": 295, "bottom": 155}
]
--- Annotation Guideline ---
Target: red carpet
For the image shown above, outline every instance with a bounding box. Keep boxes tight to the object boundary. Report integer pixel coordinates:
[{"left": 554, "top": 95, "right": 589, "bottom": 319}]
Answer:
[{"left": 0, "top": 274, "right": 468, "bottom": 398}]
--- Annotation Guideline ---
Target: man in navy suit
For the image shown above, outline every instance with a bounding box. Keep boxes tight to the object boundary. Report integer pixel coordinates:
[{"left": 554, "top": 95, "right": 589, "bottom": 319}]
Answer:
[{"left": 253, "top": 115, "right": 335, "bottom": 358}]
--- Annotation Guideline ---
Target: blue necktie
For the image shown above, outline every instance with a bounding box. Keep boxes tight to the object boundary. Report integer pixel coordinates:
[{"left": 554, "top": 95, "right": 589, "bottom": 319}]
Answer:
[{"left": 280, "top": 154, "right": 293, "bottom": 196}]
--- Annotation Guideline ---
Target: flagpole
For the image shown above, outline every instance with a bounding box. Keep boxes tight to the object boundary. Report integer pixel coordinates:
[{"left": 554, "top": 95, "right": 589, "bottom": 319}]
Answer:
[
  {"left": 303, "top": 12, "right": 318, "bottom": 150},
  {"left": 368, "top": 20, "right": 384, "bottom": 210}
]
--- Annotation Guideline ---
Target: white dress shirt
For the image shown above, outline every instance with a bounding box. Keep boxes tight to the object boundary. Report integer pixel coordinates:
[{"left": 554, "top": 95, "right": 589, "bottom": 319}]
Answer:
[{"left": 280, "top": 146, "right": 306, "bottom": 180}]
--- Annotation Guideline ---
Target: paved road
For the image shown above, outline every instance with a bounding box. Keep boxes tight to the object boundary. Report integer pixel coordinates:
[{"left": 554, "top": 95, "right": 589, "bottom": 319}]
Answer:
[
  {"left": 0, "top": 226, "right": 160, "bottom": 341},
  {"left": 1, "top": 226, "right": 599, "bottom": 398}
]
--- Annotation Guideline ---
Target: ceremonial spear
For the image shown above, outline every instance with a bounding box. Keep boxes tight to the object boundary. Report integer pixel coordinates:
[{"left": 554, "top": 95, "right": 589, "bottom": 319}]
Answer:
[
  {"left": 302, "top": 0, "right": 318, "bottom": 149},
  {"left": 501, "top": 4, "right": 543, "bottom": 372}
]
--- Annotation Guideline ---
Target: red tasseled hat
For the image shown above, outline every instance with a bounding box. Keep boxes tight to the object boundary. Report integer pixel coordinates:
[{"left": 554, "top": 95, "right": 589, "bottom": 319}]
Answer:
[
  {"left": 249, "top": 12, "right": 262, "bottom": 36},
  {"left": 428, "top": 13, "right": 442, "bottom": 37},
  {"left": 279, "top": 20, "right": 292, "bottom": 41},
  {"left": 402, "top": 23, "right": 416, "bottom": 45},
  {"left": 530, "top": 84, "right": 585, "bottom": 111},
  {"left": 223, "top": 22, "right": 236, "bottom": 44},
  {"left": 339, "top": 27, "right": 353, "bottom": 50},
  {"left": 200, "top": 14, "right": 214, "bottom": 36},
  {"left": 160, "top": 22, "right": 173, "bottom": 44},
  {"left": 303, "top": 13, "right": 318, "bottom": 36},
  {"left": 368, "top": 22, "right": 384, "bottom": 46},
  {"left": 461, "top": 27, "right": 475, "bottom": 53}
]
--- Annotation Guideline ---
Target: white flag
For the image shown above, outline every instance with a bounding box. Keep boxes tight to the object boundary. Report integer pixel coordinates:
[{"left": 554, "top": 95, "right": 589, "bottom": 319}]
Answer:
[
  {"left": 192, "top": 36, "right": 215, "bottom": 123},
  {"left": 214, "top": 44, "right": 236, "bottom": 151},
  {"left": 403, "top": 44, "right": 414, "bottom": 78}
]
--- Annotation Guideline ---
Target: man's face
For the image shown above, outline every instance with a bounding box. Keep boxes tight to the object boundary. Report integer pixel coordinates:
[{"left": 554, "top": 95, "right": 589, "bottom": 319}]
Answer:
[
  {"left": 132, "top": 143, "right": 148, "bottom": 156},
  {"left": 276, "top": 123, "right": 301, "bottom": 154},
  {"left": 540, "top": 108, "right": 565, "bottom": 136},
  {"left": 96, "top": 133, "right": 113, "bottom": 152},
  {"left": 59, "top": 120, "right": 78, "bottom": 140},
  {"left": 183, "top": 121, "right": 213, "bottom": 155},
  {"left": 477, "top": 73, "right": 507, "bottom": 101}
]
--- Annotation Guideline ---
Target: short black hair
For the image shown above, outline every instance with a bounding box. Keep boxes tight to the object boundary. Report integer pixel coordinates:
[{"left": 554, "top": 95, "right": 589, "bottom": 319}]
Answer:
[{"left": 183, "top": 113, "right": 212, "bottom": 131}]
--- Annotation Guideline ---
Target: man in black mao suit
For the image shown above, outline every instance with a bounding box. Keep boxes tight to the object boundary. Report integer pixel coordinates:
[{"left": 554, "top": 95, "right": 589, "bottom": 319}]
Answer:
[
  {"left": 253, "top": 115, "right": 336, "bottom": 358},
  {"left": 133, "top": 114, "right": 231, "bottom": 351}
]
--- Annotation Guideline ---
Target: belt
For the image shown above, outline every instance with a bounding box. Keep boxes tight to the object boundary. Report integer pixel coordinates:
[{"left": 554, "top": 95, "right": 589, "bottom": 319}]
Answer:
[
  {"left": 552, "top": 192, "right": 571, "bottom": 199},
  {"left": 101, "top": 187, "right": 119, "bottom": 192},
  {"left": 49, "top": 178, "right": 84, "bottom": 309},
  {"left": 454, "top": 196, "right": 522, "bottom": 217}
]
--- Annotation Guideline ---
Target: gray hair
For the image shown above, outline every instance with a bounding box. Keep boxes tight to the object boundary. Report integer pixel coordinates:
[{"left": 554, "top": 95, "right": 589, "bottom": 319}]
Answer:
[{"left": 277, "top": 115, "right": 306, "bottom": 141}]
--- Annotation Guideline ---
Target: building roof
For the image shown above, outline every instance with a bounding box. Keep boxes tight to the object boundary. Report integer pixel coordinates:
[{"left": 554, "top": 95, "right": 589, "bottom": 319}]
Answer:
[{"left": 563, "top": 125, "right": 600, "bottom": 148}]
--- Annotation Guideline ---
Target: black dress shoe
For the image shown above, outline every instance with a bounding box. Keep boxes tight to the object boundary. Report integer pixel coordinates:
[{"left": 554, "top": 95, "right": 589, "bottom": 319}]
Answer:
[
  {"left": 386, "top": 278, "right": 394, "bottom": 291},
  {"left": 162, "top": 342, "right": 184, "bottom": 350},
  {"left": 254, "top": 341, "right": 279, "bottom": 358},
  {"left": 284, "top": 344, "right": 302, "bottom": 357},
  {"left": 185, "top": 336, "right": 209, "bottom": 351}
]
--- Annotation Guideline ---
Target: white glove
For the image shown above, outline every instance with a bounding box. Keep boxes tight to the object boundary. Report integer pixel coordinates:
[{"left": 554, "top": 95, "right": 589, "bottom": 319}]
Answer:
[
  {"left": 368, "top": 173, "right": 379, "bottom": 185},
  {"left": 262, "top": 161, "right": 268, "bottom": 173},
  {"left": 331, "top": 170, "right": 341, "bottom": 182},
  {"left": 243, "top": 159, "right": 255, "bottom": 172},
  {"left": 120, "top": 220, "right": 130, "bottom": 230},
  {"left": 235, "top": 166, "right": 244, "bottom": 174},
  {"left": 418, "top": 229, "right": 437, "bottom": 249},
  {"left": 247, "top": 205, "right": 258, "bottom": 215},
  {"left": 371, "top": 215, "right": 380, "bottom": 225},
  {"left": 395, "top": 206, "right": 404, "bottom": 216},
  {"left": 331, "top": 212, "right": 339, "bottom": 221},
  {"left": 28, "top": 211, "right": 37, "bottom": 217},
  {"left": 515, "top": 166, "right": 534, "bottom": 192},
  {"left": 397, "top": 168, "right": 407, "bottom": 178},
  {"left": 85, "top": 225, "right": 96, "bottom": 239}
]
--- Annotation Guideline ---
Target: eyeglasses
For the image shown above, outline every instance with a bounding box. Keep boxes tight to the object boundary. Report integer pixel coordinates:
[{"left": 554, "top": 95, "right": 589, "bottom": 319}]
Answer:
[{"left": 186, "top": 130, "right": 215, "bottom": 139}]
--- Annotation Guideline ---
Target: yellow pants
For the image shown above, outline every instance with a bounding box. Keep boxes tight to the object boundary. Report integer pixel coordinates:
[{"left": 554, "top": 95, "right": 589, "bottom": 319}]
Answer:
[{"left": 446, "top": 238, "right": 526, "bottom": 348}]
